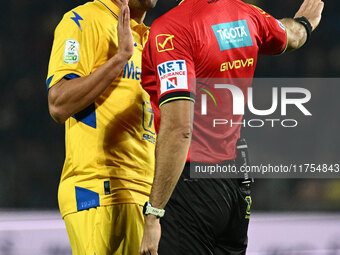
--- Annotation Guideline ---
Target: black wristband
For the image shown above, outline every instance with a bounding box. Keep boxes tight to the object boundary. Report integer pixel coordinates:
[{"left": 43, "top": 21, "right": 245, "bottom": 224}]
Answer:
[{"left": 294, "top": 16, "right": 312, "bottom": 44}]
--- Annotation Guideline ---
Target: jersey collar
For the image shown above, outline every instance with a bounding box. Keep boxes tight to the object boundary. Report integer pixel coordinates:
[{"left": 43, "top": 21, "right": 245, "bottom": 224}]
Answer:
[
  {"left": 97, "top": 0, "right": 148, "bottom": 30},
  {"left": 97, "top": 0, "right": 120, "bottom": 19}
]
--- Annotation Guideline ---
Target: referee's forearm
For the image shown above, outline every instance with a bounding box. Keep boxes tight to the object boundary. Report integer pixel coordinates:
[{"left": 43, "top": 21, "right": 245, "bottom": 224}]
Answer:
[
  {"left": 149, "top": 126, "right": 191, "bottom": 209},
  {"left": 149, "top": 101, "right": 193, "bottom": 209},
  {"left": 280, "top": 18, "right": 307, "bottom": 51}
]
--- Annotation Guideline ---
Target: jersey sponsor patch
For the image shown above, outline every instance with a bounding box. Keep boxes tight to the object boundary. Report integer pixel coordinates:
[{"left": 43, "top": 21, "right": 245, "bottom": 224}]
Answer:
[
  {"left": 157, "top": 60, "right": 188, "bottom": 95},
  {"left": 64, "top": 39, "right": 79, "bottom": 64},
  {"left": 212, "top": 20, "right": 253, "bottom": 51},
  {"left": 156, "top": 34, "right": 175, "bottom": 52}
]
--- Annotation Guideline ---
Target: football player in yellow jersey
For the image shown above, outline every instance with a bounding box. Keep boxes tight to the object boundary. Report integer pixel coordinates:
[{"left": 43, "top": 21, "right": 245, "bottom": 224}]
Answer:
[{"left": 46, "top": 0, "right": 157, "bottom": 253}]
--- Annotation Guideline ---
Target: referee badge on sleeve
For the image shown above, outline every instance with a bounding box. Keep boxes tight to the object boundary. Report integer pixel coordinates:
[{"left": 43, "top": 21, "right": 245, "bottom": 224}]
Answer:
[
  {"left": 64, "top": 39, "right": 79, "bottom": 64},
  {"left": 156, "top": 34, "right": 175, "bottom": 52}
]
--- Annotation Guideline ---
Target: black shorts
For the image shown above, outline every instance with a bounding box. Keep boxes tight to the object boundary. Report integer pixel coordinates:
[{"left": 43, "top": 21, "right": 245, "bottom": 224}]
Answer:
[{"left": 158, "top": 163, "right": 252, "bottom": 255}]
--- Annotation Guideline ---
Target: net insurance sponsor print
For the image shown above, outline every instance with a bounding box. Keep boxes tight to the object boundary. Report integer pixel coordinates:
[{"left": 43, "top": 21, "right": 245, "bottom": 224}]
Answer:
[
  {"left": 212, "top": 20, "right": 253, "bottom": 51},
  {"left": 157, "top": 60, "right": 188, "bottom": 95}
]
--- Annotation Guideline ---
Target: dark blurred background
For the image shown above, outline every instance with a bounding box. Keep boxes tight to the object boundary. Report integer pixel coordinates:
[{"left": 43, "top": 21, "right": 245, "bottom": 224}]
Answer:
[{"left": 0, "top": 0, "right": 339, "bottom": 211}]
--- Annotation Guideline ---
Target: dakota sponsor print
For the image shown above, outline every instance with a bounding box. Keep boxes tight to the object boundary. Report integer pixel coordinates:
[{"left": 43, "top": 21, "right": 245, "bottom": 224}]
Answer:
[{"left": 212, "top": 20, "right": 253, "bottom": 51}]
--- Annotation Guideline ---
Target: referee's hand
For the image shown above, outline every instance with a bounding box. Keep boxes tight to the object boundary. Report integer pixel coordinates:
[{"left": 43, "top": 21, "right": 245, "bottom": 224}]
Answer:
[
  {"left": 139, "top": 215, "right": 161, "bottom": 255},
  {"left": 294, "top": 0, "right": 324, "bottom": 31}
]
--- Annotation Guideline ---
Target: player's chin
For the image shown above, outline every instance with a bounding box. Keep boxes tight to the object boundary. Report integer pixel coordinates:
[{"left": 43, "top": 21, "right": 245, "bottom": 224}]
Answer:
[{"left": 140, "top": 0, "right": 158, "bottom": 10}]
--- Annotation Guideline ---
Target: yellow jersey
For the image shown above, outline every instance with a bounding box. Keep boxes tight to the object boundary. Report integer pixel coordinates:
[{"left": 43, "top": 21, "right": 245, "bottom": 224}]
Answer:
[{"left": 46, "top": 0, "right": 155, "bottom": 218}]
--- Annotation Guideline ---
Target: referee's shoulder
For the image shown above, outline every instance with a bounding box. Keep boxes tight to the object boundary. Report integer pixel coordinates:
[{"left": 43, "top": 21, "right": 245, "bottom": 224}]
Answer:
[{"left": 149, "top": 6, "right": 189, "bottom": 34}]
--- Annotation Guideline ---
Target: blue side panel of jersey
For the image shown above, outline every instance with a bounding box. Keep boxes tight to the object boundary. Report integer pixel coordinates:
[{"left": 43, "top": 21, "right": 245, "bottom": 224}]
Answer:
[
  {"left": 75, "top": 186, "right": 100, "bottom": 211},
  {"left": 64, "top": 73, "right": 97, "bottom": 129},
  {"left": 72, "top": 103, "right": 97, "bottom": 129}
]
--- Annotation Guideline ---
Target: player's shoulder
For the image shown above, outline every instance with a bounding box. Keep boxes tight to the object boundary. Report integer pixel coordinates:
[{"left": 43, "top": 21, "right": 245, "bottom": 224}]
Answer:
[
  {"left": 66, "top": 1, "right": 102, "bottom": 19},
  {"left": 58, "top": 1, "right": 104, "bottom": 30}
]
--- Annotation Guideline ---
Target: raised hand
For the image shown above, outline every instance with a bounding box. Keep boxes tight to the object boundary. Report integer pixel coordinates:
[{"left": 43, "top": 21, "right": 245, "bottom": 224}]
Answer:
[
  {"left": 294, "top": 0, "right": 324, "bottom": 31},
  {"left": 117, "top": 0, "right": 134, "bottom": 60}
]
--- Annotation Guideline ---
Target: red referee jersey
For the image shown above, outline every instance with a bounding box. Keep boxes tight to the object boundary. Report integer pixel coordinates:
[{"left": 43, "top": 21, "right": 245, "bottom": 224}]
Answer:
[{"left": 142, "top": 0, "right": 287, "bottom": 163}]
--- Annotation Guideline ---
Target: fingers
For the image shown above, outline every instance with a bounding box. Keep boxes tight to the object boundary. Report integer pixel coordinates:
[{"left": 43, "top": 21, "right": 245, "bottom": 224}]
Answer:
[
  {"left": 317, "top": 1, "right": 324, "bottom": 15},
  {"left": 118, "top": 0, "right": 129, "bottom": 26},
  {"left": 139, "top": 240, "right": 158, "bottom": 255},
  {"left": 119, "top": 0, "right": 130, "bottom": 30},
  {"left": 124, "top": 2, "right": 130, "bottom": 30},
  {"left": 295, "top": 0, "right": 323, "bottom": 17},
  {"left": 139, "top": 248, "right": 157, "bottom": 255},
  {"left": 309, "top": 0, "right": 324, "bottom": 13}
]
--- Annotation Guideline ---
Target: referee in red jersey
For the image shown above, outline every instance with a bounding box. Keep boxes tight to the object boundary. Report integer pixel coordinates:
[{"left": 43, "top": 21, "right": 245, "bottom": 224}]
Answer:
[{"left": 140, "top": 0, "right": 324, "bottom": 254}]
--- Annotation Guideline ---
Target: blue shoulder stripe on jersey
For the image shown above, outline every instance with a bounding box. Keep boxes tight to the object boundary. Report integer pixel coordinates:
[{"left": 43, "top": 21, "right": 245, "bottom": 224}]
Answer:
[
  {"left": 46, "top": 75, "right": 54, "bottom": 90},
  {"left": 71, "top": 11, "right": 83, "bottom": 32},
  {"left": 75, "top": 187, "right": 100, "bottom": 211},
  {"left": 64, "top": 73, "right": 81, "bottom": 80},
  {"left": 72, "top": 103, "right": 97, "bottom": 129},
  {"left": 46, "top": 73, "right": 79, "bottom": 91}
]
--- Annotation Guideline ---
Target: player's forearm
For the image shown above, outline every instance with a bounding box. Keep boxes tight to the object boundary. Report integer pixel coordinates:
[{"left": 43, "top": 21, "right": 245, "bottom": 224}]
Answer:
[
  {"left": 48, "top": 53, "right": 130, "bottom": 124},
  {"left": 280, "top": 18, "right": 307, "bottom": 51}
]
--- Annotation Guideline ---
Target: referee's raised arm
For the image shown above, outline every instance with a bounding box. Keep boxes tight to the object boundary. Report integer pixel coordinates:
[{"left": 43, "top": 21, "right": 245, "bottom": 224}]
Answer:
[{"left": 280, "top": 0, "right": 324, "bottom": 51}]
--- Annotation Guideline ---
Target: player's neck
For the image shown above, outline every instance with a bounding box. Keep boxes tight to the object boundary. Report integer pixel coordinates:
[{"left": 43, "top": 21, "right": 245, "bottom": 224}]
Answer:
[
  {"left": 111, "top": 0, "right": 146, "bottom": 24},
  {"left": 130, "top": 9, "right": 146, "bottom": 24}
]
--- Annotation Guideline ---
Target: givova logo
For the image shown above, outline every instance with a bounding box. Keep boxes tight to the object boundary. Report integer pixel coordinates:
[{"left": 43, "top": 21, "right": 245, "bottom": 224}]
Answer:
[{"left": 212, "top": 20, "right": 253, "bottom": 51}]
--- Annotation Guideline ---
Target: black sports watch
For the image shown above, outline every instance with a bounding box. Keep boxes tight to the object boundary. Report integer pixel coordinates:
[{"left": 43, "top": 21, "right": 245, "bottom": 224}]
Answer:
[
  {"left": 143, "top": 201, "right": 165, "bottom": 218},
  {"left": 294, "top": 16, "right": 312, "bottom": 43}
]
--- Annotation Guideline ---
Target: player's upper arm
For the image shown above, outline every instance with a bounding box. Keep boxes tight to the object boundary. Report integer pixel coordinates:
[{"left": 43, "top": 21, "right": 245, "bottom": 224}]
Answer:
[
  {"left": 46, "top": 7, "right": 98, "bottom": 91},
  {"left": 250, "top": 5, "right": 288, "bottom": 55}
]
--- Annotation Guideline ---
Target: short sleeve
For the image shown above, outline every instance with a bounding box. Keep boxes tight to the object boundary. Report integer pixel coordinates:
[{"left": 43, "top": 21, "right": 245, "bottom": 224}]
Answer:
[
  {"left": 146, "top": 17, "right": 196, "bottom": 107},
  {"left": 46, "top": 9, "right": 98, "bottom": 90},
  {"left": 251, "top": 5, "right": 288, "bottom": 55}
]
